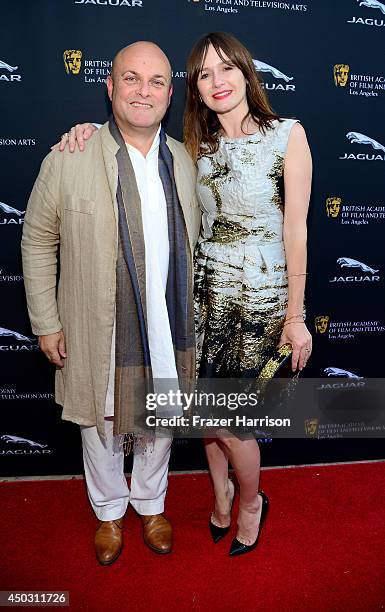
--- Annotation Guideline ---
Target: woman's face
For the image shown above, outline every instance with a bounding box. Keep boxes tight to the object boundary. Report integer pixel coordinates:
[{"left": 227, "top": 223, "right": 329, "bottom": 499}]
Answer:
[{"left": 196, "top": 44, "right": 248, "bottom": 116}]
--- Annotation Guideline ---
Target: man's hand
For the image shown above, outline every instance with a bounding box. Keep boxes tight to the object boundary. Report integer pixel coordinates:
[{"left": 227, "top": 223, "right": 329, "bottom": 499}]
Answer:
[
  {"left": 50, "top": 123, "right": 97, "bottom": 153},
  {"left": 38, "top": 331, "right": 67, "bottom": 368}
]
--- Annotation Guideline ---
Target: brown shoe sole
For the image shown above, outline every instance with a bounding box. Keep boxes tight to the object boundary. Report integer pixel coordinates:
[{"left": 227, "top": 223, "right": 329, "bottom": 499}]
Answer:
[
  {"left": 143, "top": 538, "right": 172, "bottom": 555},
  {"left": 97, "top": 545, "right": 124, "bottom": 566}
]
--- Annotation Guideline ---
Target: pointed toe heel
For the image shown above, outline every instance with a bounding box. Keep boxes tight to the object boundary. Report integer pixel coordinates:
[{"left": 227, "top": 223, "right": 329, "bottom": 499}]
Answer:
[
  {"left": 209, "top": 478, "right": 236, "bottom": 543},
  {"left": 209, "top": 520, "right": 231, "bottom": 544},
  {"left": 229, "top": 491, "right": 269, "bottom": 557}
]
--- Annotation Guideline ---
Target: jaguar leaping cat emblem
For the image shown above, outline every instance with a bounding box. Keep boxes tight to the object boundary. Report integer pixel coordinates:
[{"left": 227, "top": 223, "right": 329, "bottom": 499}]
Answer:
[
  {"left": 346, "top": 132, "right": 385, "bottom": 152},
  {"left": 0, "top": 327, "right": 33, "bottom": 342},
  {"left": 253, "top": 59, "right": 293, "bottom": 82},
  {"left": 0, "top": 60, "right": 18, "bottom": 72},
  {"left": 358, "top": 0, "right": 385, "bottom": 15},
  {"left": 324, "top": 367, "right": 362, "bottom": 378},
  {"left": 1, "top": 435, "right": 48, "bottom": 449},
  {"left": 0, "top": 202, "right": 25, "bottom": 216},
  {"left": 336, "top": 257, "right": 378, "bottom": 274}
]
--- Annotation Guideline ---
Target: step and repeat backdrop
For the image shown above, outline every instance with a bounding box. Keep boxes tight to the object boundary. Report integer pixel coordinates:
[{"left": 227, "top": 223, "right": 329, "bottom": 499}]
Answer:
[{"left": 1, "top": 0, "right": 384, "bottom": 476}]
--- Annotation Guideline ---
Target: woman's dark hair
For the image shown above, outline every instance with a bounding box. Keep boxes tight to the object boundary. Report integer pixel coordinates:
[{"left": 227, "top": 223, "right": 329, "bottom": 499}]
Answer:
[{"left": 184, "top": 32, "right": 280, "bottom": 161}]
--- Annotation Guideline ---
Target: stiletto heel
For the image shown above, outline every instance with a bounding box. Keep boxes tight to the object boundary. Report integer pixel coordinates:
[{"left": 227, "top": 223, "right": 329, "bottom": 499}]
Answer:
[
  {"left": 209, "top": 520, "right": 231, "bottom": 543},
  {"left": 209, "top": 479, "right": 236, "bottom": 543},
  {"left": 229, "top": 491, "right": 269, "bottom": 557}
]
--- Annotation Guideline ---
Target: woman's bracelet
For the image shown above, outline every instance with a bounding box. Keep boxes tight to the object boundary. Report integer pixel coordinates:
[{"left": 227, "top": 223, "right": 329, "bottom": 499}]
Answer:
[
  {"left": 288, "top": 273, "right": 307, "bottom": 277},
  {"left": 283, "top": 320, "right": 305, "bottom": 328},
  {"left": 285, "top": 314, "right": 304, "bottom": 323}
]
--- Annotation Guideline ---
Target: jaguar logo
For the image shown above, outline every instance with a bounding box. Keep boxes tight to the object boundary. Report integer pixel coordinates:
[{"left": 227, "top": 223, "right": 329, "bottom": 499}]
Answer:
[
  {"left": 0, "top": 202, "right": 25, "bottom": 216},
  {"left": 324, "top": 367, "right": 362, "bottom": 378},
  {"left": 0, "top": 327, "right": 33, "bottom": 342},
  {"left": 0, "top": 59, "right": 21, "bottom": 82},
  {"left": 253, "top": 59, "right": 293, "bottom": 82},
  {"left": 334, "top": 64, "right": 350, "bottom": 87},
  {"left": 337, "top": 257, "right": 378, "bottom": 274},
  {"left": 0, "top": 60, "right": 18, "bottom": 72},
  {"left": 357, "top": 0, "right": 385, "bottom": 14},
  {"left": 346, "top": 132, "right": 385, "bottom": 152},
  {"left": 0, "top": 435, "right": 48, "bottom": 449}
]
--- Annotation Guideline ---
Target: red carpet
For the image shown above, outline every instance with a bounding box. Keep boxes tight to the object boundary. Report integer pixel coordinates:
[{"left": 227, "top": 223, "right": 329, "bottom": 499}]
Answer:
[{"left": 1, "top": 462, "right": 384, "bottom": 611}]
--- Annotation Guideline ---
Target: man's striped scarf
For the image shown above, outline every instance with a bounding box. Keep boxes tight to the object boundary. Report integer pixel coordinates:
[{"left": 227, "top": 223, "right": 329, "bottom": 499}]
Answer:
[{"left": 108, "top": 117, "right": 195, "bottom": 436}]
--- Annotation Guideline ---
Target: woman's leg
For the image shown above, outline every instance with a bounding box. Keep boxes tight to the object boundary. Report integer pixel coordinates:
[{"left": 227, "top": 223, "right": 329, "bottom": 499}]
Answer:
[
  {"left": 219, "top": 436, "right": 263, "bottom": 545},
  {"left": 204, "top": 438, "right": 234, "bottom": 527}
]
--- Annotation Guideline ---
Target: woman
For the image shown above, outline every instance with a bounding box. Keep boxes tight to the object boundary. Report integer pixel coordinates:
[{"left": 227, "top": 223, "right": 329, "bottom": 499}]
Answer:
[
  {"left": 183, "top": 32, "right": 312, "bottom": 557},
  {"left": 57, "top": 32, "right": 312, "bottom": 557}
]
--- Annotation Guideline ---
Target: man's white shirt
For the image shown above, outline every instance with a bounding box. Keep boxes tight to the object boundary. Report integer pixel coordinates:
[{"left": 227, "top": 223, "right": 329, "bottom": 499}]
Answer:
[
  {"left": 105, "top": 126, "right": 178, "bottom": 417},
  {"left": 126, "top": 126, "right": 177, "bottom": 380}
]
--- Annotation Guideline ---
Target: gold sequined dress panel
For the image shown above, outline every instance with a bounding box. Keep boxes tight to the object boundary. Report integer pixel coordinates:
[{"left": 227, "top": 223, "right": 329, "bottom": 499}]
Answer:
[{"left": 195, "top": 119, "right": 298, "bottom": 377}]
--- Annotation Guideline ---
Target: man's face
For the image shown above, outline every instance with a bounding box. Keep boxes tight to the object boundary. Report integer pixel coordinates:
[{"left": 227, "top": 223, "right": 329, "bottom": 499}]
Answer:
[{"left": 107, "top": 44, "right": 172, "bottom": 134}]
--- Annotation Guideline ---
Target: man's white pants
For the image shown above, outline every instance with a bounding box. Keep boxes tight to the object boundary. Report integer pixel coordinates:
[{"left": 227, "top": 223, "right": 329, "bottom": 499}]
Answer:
[
  {"left": 80, "top": 324, "right": 173, "bottom": 521},
  {"left": 81, "top": 421, "right": 172, "bottom": 521}
]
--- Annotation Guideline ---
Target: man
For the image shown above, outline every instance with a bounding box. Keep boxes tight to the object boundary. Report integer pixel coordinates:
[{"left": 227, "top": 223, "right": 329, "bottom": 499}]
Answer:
[{"left": 21, "top": 42, "right": 201, "bottom": 565}]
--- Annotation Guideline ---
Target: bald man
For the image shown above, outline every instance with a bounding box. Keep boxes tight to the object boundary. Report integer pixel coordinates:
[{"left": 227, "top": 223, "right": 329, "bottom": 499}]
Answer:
[{"left": 22, "top": 42, "right": 201, "bottom": 564}]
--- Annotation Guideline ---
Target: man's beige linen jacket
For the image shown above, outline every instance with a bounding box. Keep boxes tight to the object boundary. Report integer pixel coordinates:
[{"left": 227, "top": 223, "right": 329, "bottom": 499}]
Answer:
[{"left": 21, "top": 123, "right": 201, "bottom": 436}]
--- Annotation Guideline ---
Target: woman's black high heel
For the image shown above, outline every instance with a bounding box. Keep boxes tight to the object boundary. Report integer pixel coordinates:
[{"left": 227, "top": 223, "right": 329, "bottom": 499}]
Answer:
[
  {"left": 209, "top": 520, "right": 231, "bottom": 544},
  {"left": 229, "top": 491, "right": 269, "bottom": 557},
  {"left": 209, "top": 479, "right": 235, "bottom": 543}
]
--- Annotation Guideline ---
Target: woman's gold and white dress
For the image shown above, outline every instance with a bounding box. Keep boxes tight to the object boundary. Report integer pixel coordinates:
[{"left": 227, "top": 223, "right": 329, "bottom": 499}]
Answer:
[{"left": 195, "top": 118, "right": 298, "bottom": 377}]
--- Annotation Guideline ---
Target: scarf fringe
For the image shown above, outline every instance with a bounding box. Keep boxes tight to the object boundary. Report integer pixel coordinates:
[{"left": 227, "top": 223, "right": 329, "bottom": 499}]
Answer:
[{"left": 119, "top": 432, "right": 155, "bottom": 456}]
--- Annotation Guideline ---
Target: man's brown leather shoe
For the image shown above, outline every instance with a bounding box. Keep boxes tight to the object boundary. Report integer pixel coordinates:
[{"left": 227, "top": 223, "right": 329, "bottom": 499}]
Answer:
[
  {"left": 94, "top": 518, "right": 124, "bottom": 565},
  {"left": 141, "top": 514, "right": 172, "bottom": 554}
]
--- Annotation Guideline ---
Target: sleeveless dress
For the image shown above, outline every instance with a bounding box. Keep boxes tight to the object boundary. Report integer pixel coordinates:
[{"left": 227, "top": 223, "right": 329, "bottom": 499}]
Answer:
[{"left": 194, "top": 118, "right": 298, "bottom": 378}]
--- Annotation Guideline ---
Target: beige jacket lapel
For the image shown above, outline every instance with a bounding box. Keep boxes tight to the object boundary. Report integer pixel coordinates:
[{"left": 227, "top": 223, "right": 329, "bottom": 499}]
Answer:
[
  {"left": 166, "top": 136, "right": 198, "bottom": 255},
  {"left": 98, "top": 124, "right": 198, "bottom": 256},
  {"left": 99, "top": 123, "right": 120, "bottom": 227}
]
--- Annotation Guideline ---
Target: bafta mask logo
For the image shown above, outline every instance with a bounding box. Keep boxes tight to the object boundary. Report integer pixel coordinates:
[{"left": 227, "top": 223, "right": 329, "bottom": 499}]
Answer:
[
  {"left": 63, "top": 50, "right": 82, "bottom": 75},
  {"left": 315, "top": 316, "right": 329, "bottom": 335},
  {"left": 333, "top": 64, "right": 350, "bottom": 87},
  {"left": 304, "top": 418, "right": 318, "bottom": 436},
  {"left": 326, "top": 197, "right": 342, "bottom": 218}
]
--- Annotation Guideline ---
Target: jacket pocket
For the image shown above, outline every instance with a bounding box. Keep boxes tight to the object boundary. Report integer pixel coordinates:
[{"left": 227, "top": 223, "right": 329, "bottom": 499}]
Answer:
[{"left": 64, "top": 194, "right": 95, "bottom": 215}]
